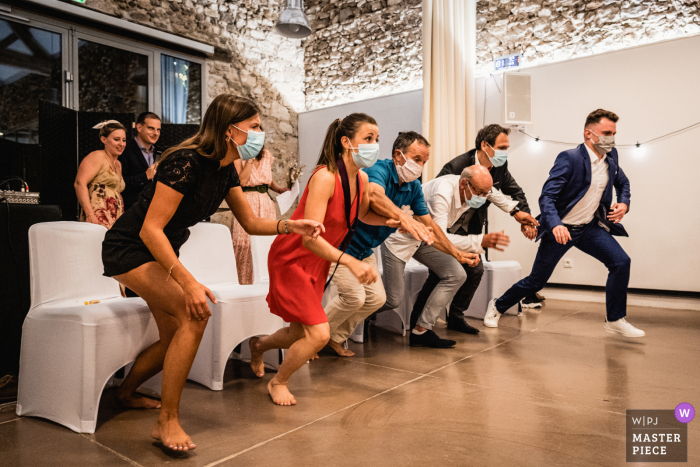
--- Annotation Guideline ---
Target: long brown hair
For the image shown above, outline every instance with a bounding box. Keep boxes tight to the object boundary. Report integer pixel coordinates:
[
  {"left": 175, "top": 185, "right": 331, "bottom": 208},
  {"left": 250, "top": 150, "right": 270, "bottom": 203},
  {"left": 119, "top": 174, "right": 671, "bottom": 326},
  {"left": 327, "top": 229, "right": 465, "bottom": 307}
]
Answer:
[
  {"left": 316, "top": 113, "right": 378, "bottom": 173},
  {"left": 160, "top": 94, "right": 260, "bottom": 163}
]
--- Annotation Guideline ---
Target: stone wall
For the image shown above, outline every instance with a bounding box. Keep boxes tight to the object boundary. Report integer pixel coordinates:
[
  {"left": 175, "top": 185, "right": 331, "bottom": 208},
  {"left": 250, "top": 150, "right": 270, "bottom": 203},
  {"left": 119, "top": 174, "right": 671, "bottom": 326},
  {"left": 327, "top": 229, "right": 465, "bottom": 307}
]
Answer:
[
  {"left": 476, "top": 0, "right": 700, "bottom": 74},
  {"left": 301, "top": 0, "right": 700, "bottom": 110},
  {"left": 303, "top": 0, "right": 423, "bottom": 110},
  {"left": 84, "top": 0, "right": 305, "bottom": 201}
]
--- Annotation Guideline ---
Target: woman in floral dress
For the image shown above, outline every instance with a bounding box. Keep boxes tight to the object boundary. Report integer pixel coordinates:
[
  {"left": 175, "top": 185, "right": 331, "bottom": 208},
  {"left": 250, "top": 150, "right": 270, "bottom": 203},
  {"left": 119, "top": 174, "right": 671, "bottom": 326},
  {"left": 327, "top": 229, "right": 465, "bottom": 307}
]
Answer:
[
  {"left": 231, "top": 147, "right": 289, "bottom": 284},
  {"left": 74, "top": 120, "right": 127, "bottom": 228}
]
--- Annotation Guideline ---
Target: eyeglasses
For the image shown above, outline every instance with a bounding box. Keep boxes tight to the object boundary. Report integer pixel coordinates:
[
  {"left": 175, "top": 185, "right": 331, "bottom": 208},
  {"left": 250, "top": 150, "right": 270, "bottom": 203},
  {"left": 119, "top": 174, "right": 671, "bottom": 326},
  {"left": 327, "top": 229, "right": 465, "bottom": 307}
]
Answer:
[{"left": 467, "top": 182, "right": 492, "bottom": 198}]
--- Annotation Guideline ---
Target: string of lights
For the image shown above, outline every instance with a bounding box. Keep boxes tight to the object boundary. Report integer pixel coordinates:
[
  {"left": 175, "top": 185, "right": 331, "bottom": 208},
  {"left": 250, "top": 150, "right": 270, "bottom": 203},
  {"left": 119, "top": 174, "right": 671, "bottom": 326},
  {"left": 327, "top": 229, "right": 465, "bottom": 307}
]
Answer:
[{"left": 518, "top": 121, "right": 700, "bottom": 148}]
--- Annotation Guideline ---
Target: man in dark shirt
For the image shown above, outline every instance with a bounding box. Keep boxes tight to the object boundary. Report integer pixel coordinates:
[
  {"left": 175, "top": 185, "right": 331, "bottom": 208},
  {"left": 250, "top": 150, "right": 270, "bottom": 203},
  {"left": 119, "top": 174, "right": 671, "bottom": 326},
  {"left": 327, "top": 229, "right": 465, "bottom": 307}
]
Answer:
[
  {"left": 412, "top": 124, "right": 539, "bottom": 334},
  {"left": 120, "top": 112, "right": 161, "bottom": 210}
]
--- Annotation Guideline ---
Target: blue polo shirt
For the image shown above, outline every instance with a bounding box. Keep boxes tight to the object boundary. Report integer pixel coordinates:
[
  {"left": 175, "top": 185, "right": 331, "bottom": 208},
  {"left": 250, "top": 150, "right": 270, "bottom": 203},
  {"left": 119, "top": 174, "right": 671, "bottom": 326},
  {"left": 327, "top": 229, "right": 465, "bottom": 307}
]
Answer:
[{"left": 346, "top": 158, "right": 429, "bottom": 261}]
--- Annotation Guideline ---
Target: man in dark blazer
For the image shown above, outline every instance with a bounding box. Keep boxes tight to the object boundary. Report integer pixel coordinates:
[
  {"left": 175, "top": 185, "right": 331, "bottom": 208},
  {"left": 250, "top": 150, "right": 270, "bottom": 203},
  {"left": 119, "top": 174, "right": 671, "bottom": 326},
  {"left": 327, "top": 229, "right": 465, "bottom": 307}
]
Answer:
[
  {"left": 412, "top": 124, "right": 539, "bottom": 334},
  {"left": 484, "top": 109, "right": 644, "bottom": 338},
  {"left": 120, "top": 112, "right": 161, "bottom": 210}
]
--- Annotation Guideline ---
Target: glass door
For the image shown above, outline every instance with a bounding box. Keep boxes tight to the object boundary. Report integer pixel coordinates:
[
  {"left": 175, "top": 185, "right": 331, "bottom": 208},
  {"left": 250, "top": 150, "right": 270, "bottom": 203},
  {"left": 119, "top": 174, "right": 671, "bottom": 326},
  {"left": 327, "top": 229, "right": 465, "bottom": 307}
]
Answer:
[
  {"left": 0, "top": 18, "right": 66, "bottom": 144},
  {"left": 71, "top": 32, "right": 154, "bottom": 115}
]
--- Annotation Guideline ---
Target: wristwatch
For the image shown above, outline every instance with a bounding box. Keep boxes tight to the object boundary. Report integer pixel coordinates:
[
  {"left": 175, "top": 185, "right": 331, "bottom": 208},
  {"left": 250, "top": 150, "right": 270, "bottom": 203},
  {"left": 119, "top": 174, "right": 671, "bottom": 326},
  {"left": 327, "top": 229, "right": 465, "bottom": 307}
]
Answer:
[{"left": 510, "top": 207, "right": 520, "bottom": 217}]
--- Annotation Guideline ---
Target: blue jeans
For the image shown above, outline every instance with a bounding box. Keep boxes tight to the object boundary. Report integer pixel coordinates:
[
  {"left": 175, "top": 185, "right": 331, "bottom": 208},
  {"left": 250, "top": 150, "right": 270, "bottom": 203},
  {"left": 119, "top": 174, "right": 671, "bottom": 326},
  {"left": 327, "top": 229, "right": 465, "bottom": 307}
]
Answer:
[{"left": 496, "top": 220, "right": 630, "bottom": 321}]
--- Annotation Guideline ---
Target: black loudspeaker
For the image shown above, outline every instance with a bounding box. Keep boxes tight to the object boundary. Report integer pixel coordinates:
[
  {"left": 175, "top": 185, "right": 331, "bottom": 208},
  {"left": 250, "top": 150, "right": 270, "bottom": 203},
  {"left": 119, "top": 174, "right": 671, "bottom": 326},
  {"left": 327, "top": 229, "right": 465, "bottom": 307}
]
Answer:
[
  {"left": 0, "top": 139, "right": 42, "bottom": 192},
  {"left": 38, "top": 101, "right": 78, "bottom": 221},
  {"left": 0, "top": 203, "right": 62, "bottom": 376}
]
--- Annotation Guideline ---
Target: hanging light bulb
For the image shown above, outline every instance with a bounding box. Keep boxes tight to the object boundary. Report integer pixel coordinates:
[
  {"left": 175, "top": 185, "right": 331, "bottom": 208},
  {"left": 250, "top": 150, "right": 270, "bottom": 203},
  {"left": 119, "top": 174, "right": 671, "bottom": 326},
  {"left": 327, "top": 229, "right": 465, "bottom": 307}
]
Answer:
[{"left": 276, "top": 0, "right": 312, "bottom": 39}]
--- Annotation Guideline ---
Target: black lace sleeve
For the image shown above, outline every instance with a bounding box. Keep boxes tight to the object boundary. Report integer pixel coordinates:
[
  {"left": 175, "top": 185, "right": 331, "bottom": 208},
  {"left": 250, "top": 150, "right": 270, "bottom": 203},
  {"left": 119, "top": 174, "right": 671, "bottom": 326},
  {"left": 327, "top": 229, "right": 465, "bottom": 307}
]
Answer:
[
  {"left": 228, "top": 162, "right": 241, "bottom": 190},
  {"left": 155, "top": 150, "right": 200, "bottom": 195}
]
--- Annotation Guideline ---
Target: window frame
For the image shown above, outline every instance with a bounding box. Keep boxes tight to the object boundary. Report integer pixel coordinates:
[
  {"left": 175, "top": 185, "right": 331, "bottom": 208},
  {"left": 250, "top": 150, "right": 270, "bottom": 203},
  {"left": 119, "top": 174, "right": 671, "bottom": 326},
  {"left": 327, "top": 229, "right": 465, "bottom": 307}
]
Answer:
[{"left": 1, "top": 7, "right": 207, "bottom": 124}]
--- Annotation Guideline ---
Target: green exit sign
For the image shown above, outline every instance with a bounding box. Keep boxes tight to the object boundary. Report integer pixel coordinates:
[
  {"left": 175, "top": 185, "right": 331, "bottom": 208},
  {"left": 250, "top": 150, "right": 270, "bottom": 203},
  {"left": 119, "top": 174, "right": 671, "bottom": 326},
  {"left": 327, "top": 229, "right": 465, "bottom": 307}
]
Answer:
[{"left": 72, "top": 0, "right": 86, "bottom": 3}]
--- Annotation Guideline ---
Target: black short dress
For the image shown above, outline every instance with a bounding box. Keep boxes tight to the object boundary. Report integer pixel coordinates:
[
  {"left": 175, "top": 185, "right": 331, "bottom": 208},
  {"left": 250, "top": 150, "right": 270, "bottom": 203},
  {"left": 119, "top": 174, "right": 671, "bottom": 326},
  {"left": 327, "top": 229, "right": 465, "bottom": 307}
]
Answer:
[{"left": 102, "top": 149, "right": 240, "bottom": 277}]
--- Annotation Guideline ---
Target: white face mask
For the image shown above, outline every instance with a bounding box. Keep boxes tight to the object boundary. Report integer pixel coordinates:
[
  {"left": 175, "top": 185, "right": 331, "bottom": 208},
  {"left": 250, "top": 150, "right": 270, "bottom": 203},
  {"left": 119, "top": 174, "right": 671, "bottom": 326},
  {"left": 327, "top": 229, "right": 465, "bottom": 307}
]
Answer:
[{"left": 396, "top": 150, "right": 423, "bottom": 183}]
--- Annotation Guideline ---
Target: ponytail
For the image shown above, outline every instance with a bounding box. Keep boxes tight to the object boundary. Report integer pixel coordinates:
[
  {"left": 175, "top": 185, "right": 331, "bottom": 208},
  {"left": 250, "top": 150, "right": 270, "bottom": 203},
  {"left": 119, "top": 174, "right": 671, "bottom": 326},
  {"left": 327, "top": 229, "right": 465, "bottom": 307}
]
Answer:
[{"left": 316, "top": 113, "right": 378, "bottom": 173}]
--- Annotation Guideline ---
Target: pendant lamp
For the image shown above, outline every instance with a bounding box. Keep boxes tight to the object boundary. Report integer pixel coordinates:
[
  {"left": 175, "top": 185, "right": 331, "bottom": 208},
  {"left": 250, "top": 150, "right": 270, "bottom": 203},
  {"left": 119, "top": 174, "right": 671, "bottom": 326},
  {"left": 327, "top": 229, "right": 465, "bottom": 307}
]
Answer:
[{"left": 275, "top": 0, "right": 312, "bottom": 38}]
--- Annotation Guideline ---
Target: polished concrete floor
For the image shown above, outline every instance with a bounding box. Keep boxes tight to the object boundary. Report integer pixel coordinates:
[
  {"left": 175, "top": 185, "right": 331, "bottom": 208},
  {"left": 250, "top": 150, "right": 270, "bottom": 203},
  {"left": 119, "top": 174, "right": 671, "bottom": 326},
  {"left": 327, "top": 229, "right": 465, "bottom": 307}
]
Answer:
[{"left": 1, "top": 299, "right": 699, "bottom": 466}]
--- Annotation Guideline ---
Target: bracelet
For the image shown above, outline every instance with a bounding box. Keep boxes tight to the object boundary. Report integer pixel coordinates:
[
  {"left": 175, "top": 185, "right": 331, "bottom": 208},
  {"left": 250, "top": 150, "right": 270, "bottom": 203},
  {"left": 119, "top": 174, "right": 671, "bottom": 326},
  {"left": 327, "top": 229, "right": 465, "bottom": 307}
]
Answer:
[
  {"left": 284, "top": 220, "right": 290, "bottom": 234},
  {"left": 87, "top": 213, "right": 96, "bottom": 218},
  {"left": 165, "top": 260, "right": 181, "bottom": 282},
  {"left": 276, "top": 220, "right": 281, "bottom": 234}
]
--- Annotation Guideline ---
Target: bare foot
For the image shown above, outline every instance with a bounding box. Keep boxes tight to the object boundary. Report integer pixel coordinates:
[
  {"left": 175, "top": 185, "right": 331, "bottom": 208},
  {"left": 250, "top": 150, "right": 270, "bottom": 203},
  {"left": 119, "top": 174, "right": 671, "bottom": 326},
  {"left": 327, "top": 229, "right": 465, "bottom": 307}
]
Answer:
[
  {"left": 308, "top": 352, "right": 320, "bottom": 361},
  {"left": 115, "top": 391, "right": 161, "bottom": 409},
  {"left": 249, "top": 336, "right": 265, "bottom": 378},
  {"left": 327, "top": 340, "right": 355, "bottom": 357},
  {"left": 151, "top": 418, "right": 196, "bottom": 451},
  {"left": 267, "top": 379, "right": 296, "bottom": 406}
]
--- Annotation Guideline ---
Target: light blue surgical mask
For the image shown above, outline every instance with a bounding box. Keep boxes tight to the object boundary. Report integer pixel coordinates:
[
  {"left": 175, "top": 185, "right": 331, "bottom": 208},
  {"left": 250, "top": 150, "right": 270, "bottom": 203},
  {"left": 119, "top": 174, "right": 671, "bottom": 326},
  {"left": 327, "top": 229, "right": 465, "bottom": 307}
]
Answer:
[
  {"left": 232, "top": 125, "right": 265, "bottom": 161},
  {"left": 349, "top": 142, "right": 379, "bottom": 169},
  {"left": 466, "top": 183, "right": 487, "bottom": 209},
  {"left": 487, "top": 143, "right": 508, "bottom": 167}
]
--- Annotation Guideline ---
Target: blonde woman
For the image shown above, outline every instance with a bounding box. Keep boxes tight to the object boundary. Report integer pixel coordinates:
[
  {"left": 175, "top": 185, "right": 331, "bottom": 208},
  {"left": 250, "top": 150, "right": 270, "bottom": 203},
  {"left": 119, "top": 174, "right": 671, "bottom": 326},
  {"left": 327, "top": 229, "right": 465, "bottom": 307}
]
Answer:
[{"left": 74, "top": 120, "right": 126, "bottom": 228}]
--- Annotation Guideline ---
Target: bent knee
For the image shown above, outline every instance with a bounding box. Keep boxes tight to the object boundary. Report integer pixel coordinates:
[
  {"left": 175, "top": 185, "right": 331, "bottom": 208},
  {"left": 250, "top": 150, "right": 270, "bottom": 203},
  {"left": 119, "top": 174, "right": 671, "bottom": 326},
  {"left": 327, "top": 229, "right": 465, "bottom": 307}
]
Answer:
[
  {"left": 338, "top": 289, "right": 367, "bottom": 310},
  {"left": 383, "top": 293, "right": 401, "bottom": 310},
  {"left": 306, "top": 323, "right": 331, "bottom": 348},
  {"left": 443, "top": 267, "right": 467, "bottom": 286},
  {"left": 180, "top": 316, "right": 209, "bottom": 335},
  {"left": 611, "top": 254, "right": 631, "bottom": 271},
  {"left": 365, "top": 285, "right": 387, "bottom": 311}
]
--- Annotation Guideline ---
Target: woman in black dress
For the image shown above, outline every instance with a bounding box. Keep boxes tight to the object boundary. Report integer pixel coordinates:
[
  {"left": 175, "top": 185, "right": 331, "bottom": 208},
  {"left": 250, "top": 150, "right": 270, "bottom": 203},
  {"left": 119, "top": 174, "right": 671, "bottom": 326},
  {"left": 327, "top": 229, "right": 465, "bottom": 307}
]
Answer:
[{"left": 102, "top": 94, "right": 323, "bottom": 451}]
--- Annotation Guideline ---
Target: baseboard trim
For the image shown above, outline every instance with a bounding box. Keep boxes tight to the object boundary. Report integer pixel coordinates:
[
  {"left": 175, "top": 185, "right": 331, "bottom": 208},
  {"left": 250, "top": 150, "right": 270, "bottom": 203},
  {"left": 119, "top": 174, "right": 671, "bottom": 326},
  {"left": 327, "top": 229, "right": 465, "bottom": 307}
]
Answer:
[
  {"left": 546, "top": 283, "right": 700, "bottom": 299},
  {"left": 541, "top": 285, "right": 700, "bottom": 312}
]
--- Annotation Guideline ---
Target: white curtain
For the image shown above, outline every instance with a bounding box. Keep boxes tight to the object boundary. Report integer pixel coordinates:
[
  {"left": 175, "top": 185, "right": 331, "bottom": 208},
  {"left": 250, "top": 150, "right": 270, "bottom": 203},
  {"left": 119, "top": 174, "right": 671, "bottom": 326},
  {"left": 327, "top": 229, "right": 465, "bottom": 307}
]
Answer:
[
  {"left": 161, "top": 55, "right": 190, "bottom": 124},
  {"left": 422, "top": 0, "right": 477, "bottom": 181}
]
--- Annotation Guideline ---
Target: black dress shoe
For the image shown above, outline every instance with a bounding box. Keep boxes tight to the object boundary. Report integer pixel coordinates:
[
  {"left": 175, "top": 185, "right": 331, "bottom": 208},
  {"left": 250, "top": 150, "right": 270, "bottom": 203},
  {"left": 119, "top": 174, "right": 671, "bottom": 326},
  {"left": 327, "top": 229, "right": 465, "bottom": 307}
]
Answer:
[
  {"left": 447, "top": 315, "right": 480, "bottom": 334},
  {"left": 409, "top": 330, "right": 456, "bottom": 348}
]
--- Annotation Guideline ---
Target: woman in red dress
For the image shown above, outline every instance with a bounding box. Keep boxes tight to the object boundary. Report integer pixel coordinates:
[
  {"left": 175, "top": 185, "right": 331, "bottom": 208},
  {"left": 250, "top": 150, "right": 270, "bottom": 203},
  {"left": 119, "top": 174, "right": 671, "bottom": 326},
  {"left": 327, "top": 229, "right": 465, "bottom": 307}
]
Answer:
[{"left": 250, "top": 113, "right": 399, "bottom": 405}]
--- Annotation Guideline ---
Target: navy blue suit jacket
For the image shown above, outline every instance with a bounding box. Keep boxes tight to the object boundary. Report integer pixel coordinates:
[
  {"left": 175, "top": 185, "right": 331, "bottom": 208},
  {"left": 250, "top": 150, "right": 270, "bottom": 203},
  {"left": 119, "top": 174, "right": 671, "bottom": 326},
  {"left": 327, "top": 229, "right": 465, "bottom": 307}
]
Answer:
[{"left": 537, "top": 144, "right": 631, "bottom": 241}]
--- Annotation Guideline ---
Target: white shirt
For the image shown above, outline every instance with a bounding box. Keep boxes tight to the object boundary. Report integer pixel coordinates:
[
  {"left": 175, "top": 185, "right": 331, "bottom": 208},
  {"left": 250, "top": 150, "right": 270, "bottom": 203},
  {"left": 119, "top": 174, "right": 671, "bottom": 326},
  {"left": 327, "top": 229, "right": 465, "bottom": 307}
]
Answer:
[
  {"left": 383, "top": 175, "right": 519, "bottom": 263},
  {"left": 562, "top": 144, "right": 609, "bottom": 226}
]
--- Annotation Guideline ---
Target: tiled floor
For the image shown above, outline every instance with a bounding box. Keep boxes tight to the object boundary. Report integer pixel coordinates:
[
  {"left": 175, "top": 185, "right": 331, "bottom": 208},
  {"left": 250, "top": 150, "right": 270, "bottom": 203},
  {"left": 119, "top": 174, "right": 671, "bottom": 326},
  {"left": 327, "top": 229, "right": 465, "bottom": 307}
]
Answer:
[{"left": 1, "top": 299, "right": 698, "bottom": 466}]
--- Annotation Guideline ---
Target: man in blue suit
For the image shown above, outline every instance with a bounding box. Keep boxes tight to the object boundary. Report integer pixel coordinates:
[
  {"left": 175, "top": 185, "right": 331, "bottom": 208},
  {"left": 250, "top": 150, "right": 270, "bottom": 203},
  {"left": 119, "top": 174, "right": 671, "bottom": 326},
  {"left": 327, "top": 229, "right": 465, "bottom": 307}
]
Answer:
[{"left": 484, "top": 109, "right": 644, "bottom": 337}]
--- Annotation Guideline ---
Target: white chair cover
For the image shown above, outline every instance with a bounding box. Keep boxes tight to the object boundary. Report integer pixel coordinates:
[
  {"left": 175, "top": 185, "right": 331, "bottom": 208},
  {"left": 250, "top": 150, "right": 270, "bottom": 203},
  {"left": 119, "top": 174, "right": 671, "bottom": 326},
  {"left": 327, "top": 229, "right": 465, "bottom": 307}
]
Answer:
[
  {"left": 463, "top": 260, "right": 521, "bottom": 318},
  {"left": 250, "top": 235, "right": 277, "bottom": 284},
  {"left": 179, "top": 223, "right": 283, "bottom": 390},
  {"left": 16, "top": 222, "right": 157, "bottom": 434}
]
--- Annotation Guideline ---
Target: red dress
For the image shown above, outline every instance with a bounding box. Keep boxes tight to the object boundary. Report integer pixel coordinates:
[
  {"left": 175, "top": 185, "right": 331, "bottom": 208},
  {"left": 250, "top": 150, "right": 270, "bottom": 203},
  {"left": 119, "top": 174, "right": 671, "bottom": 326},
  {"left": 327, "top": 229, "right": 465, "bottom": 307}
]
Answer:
[{"left": 267, "top": 166, "right": 362, "bottom": 325}]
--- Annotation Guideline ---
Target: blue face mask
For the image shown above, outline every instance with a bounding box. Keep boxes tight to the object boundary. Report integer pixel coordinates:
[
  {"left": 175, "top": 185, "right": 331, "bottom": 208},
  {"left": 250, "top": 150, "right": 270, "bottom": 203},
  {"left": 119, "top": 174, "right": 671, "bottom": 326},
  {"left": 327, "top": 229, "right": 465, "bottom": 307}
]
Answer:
[
  {"left": 487, "top": 143, "right": 508, "bottom": 168},
  {"left": 349, "top": 142, "right": 379, "bottom": 169},
  {"left": 232, "top": 125, "right": 265, "bottom": 161},
  {"left": 465, "top": 183, "right": 487, "bottom": 209}
]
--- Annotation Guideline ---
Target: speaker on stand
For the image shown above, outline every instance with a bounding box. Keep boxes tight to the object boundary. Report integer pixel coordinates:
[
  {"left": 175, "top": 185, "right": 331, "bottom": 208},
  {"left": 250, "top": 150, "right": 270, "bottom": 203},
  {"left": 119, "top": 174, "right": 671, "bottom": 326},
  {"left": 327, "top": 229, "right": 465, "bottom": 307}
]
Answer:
[{"left": 0, "top": 202, "right": 62, "bottom": 383}]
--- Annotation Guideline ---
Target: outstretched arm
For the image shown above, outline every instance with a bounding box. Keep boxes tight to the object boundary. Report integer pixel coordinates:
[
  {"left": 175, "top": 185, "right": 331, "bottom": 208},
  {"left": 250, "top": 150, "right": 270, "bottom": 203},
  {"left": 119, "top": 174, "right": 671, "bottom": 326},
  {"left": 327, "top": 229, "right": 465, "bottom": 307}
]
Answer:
[
  {"left": 358, "top": 172, "right": 397, "bottom": 227},
  {"left": 226, "top": 187, "right": 323, "bottom": 238},
  {"left": 368, "top": 183, "right": 434, "bottom": 244},
  {"left": 415, "top": 213, "right": 480, "bottom": 266}
]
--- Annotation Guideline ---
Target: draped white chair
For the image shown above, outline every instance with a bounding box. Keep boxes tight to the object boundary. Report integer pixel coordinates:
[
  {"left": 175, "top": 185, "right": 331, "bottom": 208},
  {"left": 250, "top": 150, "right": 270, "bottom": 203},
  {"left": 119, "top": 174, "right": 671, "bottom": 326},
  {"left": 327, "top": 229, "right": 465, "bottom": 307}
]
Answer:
[
  {"left": 179, "top": 223, "right": 283, "bottom": 390},
  {"left": 250, "top": 234, "right": 276, "bottom": 285},
  {"left": 16, "top": 222, "right": 157, "bottom": 434}
]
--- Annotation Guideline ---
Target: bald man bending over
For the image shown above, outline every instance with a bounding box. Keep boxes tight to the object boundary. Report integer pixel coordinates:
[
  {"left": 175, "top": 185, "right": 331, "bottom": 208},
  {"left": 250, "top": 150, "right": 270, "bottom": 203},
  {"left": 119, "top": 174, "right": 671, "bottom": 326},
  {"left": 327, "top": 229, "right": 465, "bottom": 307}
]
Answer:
[{"left": 382, "top": 165, "right": 510, "bottom": 348}]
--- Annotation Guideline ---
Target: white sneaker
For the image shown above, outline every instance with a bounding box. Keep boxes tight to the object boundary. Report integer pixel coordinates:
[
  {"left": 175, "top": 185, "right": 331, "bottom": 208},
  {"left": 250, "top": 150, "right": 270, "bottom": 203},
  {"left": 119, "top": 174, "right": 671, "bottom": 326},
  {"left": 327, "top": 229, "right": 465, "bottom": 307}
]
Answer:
[
  {"left": 520, "top": 300, "right": 542, "bottom": 309},
  {"left": 484, "top": 298, "right": 501, "bottom": 328},
  {"left": 604, "top": 317, "right": 645, "bottom": 337}
]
